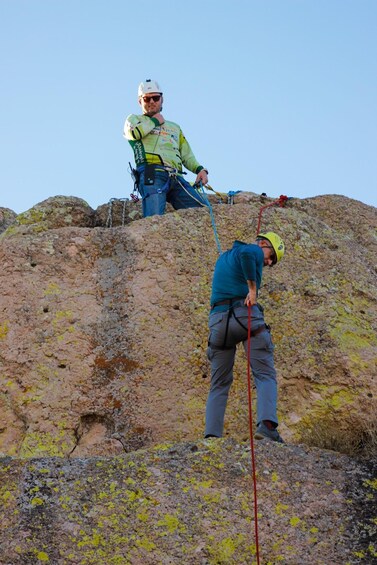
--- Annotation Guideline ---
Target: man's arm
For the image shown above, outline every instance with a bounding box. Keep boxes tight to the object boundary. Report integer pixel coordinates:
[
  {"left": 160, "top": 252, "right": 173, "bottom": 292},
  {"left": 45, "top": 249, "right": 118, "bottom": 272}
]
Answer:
[
  {"left": 124, "top": 114, "right": 161, "bottom": 141},
  {"left": 179, "top": 130, "right": 208, "bottom": 183},
  {"left": 239, "top": 246, "right": 263, "bottom": 305},
  {"left": 245, "top": 280, "right": 257, "bottom": 306}
]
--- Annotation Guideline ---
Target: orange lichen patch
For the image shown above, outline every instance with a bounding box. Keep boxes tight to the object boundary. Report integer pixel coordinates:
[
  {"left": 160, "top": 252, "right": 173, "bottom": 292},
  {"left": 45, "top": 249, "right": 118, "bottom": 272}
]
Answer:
[{"left": 94, "top": 356, "right": 139, "bottom": 378}]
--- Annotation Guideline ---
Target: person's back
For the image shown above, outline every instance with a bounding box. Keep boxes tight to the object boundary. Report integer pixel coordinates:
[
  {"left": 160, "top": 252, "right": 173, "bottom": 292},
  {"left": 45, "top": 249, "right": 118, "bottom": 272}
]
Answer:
[{"left": 210, "top": 241, "right": 264, "bottom": 308}]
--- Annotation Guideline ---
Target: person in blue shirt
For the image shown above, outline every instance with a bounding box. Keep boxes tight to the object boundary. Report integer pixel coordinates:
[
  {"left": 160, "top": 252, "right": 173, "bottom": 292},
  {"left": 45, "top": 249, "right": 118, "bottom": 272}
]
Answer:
[{"left": 204, "top": 232, "right": 285, "bottom": 442}]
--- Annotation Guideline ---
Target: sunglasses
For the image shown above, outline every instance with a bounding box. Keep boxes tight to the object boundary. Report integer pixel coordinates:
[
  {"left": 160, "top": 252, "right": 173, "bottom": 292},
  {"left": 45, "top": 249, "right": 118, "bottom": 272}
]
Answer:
[{"left": 142, "top": 95, "right": 161, "bottom": 103}]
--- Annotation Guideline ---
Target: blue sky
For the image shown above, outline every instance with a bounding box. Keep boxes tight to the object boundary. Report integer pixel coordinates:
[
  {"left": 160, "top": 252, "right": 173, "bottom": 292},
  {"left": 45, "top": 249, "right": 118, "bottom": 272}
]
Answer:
[{"left": 1, "top": 0, "right": 376, "bottom": 214}]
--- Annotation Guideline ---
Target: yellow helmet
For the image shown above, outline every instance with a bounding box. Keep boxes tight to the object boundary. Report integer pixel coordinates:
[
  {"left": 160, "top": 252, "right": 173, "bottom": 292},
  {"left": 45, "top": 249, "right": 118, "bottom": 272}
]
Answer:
[{"left": 257, "top": 232, "right": 285, "bottom": 264}]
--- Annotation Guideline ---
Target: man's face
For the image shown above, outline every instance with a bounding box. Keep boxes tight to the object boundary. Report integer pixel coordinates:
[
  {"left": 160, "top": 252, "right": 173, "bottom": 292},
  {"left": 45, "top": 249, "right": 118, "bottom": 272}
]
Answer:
[
  {"left": 259, "top": 241, "right": 277, "bottom": 267},
  {"left": 139, "top": 92, "right": 163, "bottom": 116}
]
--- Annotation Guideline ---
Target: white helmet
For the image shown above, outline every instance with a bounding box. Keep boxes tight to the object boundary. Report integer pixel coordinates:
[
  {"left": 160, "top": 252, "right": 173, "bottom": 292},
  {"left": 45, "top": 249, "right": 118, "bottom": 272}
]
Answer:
[{"left": 138, "top": 79, "right": 162, "bottom": 97}]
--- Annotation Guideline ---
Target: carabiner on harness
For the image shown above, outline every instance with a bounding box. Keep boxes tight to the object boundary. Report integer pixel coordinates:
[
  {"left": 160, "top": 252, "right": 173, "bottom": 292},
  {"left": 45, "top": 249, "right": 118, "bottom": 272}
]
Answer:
[{"left": 128, "top": 162, "right": 140, "bottom": 202}]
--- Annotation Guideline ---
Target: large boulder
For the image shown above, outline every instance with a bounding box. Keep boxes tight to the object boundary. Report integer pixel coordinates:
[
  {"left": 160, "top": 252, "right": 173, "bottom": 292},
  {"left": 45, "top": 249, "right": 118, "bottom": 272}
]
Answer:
[
  {"left": 0, "top": 194, "right": 376, "bottom": 460},
  {"left": 3, "top": 196, "right": 95, "bottom": 236},
  {"left": 0, "top": 207, "right": 17, "bottom": 234}
]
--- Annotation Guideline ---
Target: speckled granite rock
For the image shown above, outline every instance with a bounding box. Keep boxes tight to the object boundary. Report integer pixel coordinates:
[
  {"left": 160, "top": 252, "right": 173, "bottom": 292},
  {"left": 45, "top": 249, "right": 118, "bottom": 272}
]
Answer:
[
  {"left": 0, "top": 439, "right": 375, "bottom": 564},
  {"left": 0, "top": 193, "right": 376, "bottom": 563},
  {"left": 0, "top": 194, "right": 376, "bottom": 459},
  {"left": 0, "top": 207, "right": 17, "bottom": 234},
  {"left": 6, "top": 195, "right": 95, "bottom": 235}
]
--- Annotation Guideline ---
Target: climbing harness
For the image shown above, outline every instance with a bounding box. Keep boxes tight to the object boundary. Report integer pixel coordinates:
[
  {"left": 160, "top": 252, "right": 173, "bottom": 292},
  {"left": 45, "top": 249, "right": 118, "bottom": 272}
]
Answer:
[
  {"left": 247, "top": 303, "right": 261, "bottom": 565},
  {"left": 106, "top": 198, "right": 128, "bottom": 228},
  {"left": 128, "top": 162, "right": 140, "bottom": 190},
  {"left": 209, "top": 300, "right": 266, "bottom": 350},
  {"left": 128, "top": 162, "right": 140, "bottom": 203}
]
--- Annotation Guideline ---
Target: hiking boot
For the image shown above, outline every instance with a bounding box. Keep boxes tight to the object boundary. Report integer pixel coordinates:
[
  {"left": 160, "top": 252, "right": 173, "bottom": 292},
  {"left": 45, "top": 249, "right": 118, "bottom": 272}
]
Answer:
[{"left": 254, "top": 422, "right": 284, "bottom": 443}]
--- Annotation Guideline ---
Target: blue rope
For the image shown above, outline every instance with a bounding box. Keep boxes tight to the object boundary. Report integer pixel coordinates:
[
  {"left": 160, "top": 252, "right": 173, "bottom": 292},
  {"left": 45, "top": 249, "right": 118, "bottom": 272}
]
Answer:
[{"left": 197, "top": 183, "right": 222, "bottom": 254}]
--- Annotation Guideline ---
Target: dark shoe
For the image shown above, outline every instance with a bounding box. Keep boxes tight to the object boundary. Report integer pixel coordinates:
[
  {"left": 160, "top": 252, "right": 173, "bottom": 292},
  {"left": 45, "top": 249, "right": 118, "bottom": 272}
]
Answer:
[
  {"left": 204, "top": 434, "right": 220, "bottom": 439},
  {"left": 255, "top": 422, "right": 284, "bottom": 443}
]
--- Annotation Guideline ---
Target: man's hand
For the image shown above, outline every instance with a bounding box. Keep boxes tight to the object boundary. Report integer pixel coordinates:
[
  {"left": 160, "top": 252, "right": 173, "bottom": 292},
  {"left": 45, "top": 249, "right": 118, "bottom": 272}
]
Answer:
[
  {"left": 245, "top": 292, "right": 257, "bottom": 306},
  {"left": 245, "top": 280, "right": 257, "bottom": 306},
  {"left": 152, "top": 112, "right": 165, "bottom": 124},
  {"left": 195, "top": 169, "right": 208, "bottom": 186}
]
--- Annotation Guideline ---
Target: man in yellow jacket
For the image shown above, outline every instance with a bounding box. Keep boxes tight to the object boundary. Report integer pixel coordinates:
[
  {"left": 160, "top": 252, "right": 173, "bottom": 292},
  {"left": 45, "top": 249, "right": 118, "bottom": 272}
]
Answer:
[{"left": 124, "top": 79, "right": 209, "bottom": 217}]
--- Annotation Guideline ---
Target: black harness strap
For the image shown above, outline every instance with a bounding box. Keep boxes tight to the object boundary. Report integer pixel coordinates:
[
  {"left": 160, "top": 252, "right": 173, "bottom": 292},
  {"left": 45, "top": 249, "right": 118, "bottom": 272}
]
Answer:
[{"left": 210, "top": 298, "right": 267, "bottom": 351}]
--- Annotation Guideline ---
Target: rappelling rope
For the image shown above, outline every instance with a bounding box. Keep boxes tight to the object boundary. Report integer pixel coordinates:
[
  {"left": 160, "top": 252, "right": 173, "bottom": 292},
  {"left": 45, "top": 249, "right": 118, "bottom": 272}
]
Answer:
[
  {"left": 205, "top": 184, "right": 228, "bottom": 203},
  {"left": 247, "top": 303, "right": 261, "bottom": 564},
  {"left": 194, "top": 182, "right": 223, "bottom": 254},
  {"left": 246, "top": 195, "right": 290, "bottom": 563}
]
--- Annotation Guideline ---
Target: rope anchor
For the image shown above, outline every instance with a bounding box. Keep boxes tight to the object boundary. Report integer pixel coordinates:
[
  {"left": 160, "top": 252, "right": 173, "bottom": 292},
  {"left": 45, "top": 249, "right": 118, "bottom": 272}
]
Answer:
[
  {"left": 256, "top": 194, "right": 289, "bottom": 234},
  {"left": 106, "top": 198, "right": 129, "bottom": 228}
]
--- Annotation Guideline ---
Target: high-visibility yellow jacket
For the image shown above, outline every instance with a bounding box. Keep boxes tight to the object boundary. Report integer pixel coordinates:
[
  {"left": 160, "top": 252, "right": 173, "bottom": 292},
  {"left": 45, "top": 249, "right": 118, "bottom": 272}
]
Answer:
[{"left": 124, "top": 114, "right": 204, "bottom": 174}]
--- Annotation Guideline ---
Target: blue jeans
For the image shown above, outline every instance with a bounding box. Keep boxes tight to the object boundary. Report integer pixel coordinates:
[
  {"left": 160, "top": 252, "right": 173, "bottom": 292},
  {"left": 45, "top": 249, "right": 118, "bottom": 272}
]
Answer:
[
  {"left": 205, "top": 304, "right": 278, "bottom": 438},
  {"left": 137, "top": 168, "right": 207, "bottom": 217}
]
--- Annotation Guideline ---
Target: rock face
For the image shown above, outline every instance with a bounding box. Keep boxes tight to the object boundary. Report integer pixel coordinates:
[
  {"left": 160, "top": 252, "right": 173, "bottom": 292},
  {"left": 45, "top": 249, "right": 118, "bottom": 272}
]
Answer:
[
  {"left": 3, "top": 195, "right": 95, "bottom": 233},
  {"left": 0, "top": 207, "right": 17, "bottom": 234},
  {"left": 0, "top": 439, "right": 375, "bottom": 565},
  {"left": 0, "top": 194, "right": 376, "bottom": 563},
  {"left": 1, "top": 194, "right": 376, "bottom": 458}
]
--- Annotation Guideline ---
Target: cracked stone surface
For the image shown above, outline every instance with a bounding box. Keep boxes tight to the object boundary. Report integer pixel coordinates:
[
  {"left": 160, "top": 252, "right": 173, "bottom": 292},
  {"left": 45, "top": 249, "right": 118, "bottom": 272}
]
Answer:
[{"left": 0, "top": 193, "right": 376, "bottom": 562}]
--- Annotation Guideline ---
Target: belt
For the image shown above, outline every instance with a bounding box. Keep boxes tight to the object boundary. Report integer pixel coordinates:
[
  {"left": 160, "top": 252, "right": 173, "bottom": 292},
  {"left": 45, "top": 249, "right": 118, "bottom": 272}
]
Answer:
[
  {"left": 137, "top": 163, "right": 184, "bottom": 174},
  {"left": 211, "top": 297, "right": 245, "bottom": 309}
]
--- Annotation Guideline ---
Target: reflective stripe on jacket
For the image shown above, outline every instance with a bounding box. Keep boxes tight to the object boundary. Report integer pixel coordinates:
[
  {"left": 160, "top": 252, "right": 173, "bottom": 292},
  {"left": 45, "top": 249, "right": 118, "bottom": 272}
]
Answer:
[{"left": 124, "top": 114, "right": 203, "bottom": 174}]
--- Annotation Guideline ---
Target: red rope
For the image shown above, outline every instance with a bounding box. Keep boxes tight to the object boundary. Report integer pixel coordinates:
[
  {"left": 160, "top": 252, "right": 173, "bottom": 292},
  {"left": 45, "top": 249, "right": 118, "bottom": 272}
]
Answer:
[
  {"left": 247, "top": 303, "right": 261, "bottom": 564},
  {"left": 248, "top": 195, "right": 288, "bottom": 560},
  {"left": 256, "top": 195, "right": 288, "bottom": 234}
]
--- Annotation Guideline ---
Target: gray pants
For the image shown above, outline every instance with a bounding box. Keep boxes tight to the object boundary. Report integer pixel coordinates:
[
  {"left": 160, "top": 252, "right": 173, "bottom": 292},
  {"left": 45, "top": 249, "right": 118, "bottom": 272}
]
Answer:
[{"left": 205, "top": 304, "right": 278, "bottom": 437}]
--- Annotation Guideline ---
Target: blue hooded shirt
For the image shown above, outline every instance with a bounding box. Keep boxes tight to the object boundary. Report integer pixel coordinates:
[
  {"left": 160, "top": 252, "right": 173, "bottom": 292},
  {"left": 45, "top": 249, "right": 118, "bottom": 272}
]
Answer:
[{"left": 210, "top": 241, "right": 264, "bottom": 308}]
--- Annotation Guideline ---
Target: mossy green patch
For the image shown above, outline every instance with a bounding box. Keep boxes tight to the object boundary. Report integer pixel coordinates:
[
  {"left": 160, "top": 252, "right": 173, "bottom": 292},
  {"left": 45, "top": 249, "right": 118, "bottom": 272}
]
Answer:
[
  {"left": 329, "top": 301, "right": 377, "bottom": 359},
  {"left": 17, "top": 208, "right": 45, "bottom": 225},
  {"left": 364, "top": 478, "right": 377, "bottom": 490},
  {"left": 289, "top": 516, "right": 301, "bottom": 527},
  {"left": 31, "top": 497, "right": 44, "bottom": 506},
  {"left": 275, "top": 503, "right": 289, "bottom": 515},
  {"left": 43, "top": 283, "right": 61, "bottom": 296},
  {"left": 36, "top": 551, "right": 49, "bottom": 562},
  {"left": 157, "top": 513, "right": 185, "bottom": 534},
  {"left": 207, "top": 533, "right": 250, "bottom": 563},
  {"left": 19, "top": 428, "right": 74, "bottom": 458},
  {"left": 0, "top": 320, "right": 9, "bottom": 339}
]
